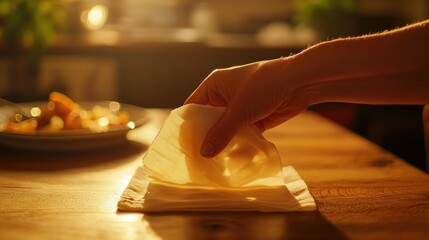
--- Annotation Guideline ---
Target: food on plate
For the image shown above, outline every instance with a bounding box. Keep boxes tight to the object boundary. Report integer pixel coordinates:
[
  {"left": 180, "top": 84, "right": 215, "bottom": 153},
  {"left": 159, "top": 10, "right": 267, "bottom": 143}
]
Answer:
[{"left": 1, "top": 92, "right": 131, "bottom": 133}]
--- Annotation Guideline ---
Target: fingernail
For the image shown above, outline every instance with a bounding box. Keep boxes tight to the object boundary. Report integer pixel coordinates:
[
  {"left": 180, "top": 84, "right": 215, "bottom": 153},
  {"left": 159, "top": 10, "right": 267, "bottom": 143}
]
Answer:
[{"left": 201, "top": 142, "right": 215, "bottom": 158}]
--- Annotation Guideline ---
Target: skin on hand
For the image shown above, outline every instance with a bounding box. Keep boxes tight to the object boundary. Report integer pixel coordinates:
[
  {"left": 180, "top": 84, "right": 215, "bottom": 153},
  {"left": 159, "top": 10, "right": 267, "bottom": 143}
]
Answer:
[
  {"left": 185, "top": 58, "right": 313, "bottom": 157},
  {"left": 186, "top": 19, "right": 429, "bottom": 158}
]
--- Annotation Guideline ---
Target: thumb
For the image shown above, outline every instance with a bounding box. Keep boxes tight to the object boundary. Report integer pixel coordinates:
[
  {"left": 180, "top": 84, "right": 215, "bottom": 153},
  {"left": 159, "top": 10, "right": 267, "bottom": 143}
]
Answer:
[{"left": 200, "top": 110, "right": 241, "bottom": 158}]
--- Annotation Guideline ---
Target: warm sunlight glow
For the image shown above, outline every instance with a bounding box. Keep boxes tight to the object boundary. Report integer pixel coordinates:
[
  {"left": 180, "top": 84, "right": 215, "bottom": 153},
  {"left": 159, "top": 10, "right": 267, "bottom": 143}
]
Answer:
[
  {"left": 117, "top": 213, "right": 141, "bottom": 223},
  {"left": 30, "top": 107, "right": 41, "bottom": 117},
  {"left": 81, "top": 5, "right": 108, "bottom": 31},
  {"left": 14, "top": 114, "right": 23, "bottom": 123},
  {"left": 79, "top": 110, "right": 88, "bottom": 119},
  {"left": 127, "top": 121, "right": 136, "bottom": 129},
  {"left": 98, "top": 117, "right": 109, "bottom": 127},
  {"left": 109, "top": 101, "right": 121, "bottom": 112}
]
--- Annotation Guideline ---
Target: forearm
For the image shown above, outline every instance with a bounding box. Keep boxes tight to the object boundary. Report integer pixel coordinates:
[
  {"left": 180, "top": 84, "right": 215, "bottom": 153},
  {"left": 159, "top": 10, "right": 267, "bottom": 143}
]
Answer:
[{"left": 285, "top": 20, "right": 429, "bottom": 105}]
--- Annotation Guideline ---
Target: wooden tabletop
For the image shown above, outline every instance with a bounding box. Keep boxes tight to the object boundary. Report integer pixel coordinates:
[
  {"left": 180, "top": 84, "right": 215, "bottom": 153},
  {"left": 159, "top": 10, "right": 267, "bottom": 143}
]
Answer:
[{"left": 0, "top": 109, "right": 428, "bottom": 240}]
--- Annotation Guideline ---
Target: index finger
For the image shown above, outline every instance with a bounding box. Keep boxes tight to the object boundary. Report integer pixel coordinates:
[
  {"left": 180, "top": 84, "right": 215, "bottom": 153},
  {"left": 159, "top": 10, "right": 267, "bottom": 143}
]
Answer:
[{"left": 185, "top": 82, "right": 209, "bottom": 105}]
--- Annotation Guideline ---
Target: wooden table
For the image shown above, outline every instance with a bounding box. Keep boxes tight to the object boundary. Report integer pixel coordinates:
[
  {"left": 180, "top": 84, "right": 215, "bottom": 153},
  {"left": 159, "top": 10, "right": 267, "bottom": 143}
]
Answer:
[{"left": 1, "top": 109, "right": 428, "bottom": 239}]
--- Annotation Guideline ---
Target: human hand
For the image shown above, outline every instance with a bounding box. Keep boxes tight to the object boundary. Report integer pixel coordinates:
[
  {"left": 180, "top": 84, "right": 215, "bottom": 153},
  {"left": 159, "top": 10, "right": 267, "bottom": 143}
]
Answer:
[
  {"left": 185, "top": 57, "right": 312, "bottom": 158},
  {"left": 185, "top": 19, "right": 429, "bottom": 158}
]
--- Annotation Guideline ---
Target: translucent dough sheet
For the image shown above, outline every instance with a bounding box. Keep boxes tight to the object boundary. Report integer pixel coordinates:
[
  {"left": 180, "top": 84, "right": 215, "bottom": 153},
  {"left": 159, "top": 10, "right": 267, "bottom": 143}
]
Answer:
[
  {"left": 142, "top": 104, "right": 285, "bottom": 188},
  {"left": 117, "top": 104, "right": 316, "bottom": 212},
  {"left": 118, "top": 164, "right": 316, "bottom": 212}
]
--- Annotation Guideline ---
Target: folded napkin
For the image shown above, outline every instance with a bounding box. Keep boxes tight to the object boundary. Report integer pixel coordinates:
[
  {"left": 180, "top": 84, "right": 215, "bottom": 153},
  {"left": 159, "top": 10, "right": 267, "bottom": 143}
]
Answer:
[{"left": 118, "top": 104, "right": 316, "bottom": 212}]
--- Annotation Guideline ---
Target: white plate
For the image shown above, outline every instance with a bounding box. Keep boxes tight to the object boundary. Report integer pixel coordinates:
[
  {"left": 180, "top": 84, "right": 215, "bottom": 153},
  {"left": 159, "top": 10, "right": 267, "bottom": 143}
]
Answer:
[{"left": 0, "top": 101, "right": 149, "bottom": 152}]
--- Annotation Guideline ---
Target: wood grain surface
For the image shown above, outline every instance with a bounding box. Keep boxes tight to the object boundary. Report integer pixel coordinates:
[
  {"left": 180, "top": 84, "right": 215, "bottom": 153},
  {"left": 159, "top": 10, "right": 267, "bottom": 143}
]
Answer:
[{"left": 0, "top": 109, "right": 428, "bottom": 240}]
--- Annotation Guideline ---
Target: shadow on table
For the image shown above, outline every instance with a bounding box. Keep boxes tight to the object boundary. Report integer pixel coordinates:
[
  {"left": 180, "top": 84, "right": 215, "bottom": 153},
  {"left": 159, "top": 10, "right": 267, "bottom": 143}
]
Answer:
[
  {"left": 142, "top": 211, "right": 346, "bottom": 240},
  {"left": 0, "top": 140, "right": 148, "bottom": 171}
]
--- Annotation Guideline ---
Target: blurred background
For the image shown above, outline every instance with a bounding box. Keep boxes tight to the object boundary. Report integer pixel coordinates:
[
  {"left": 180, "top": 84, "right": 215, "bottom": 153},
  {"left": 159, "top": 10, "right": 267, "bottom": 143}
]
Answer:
[{"left": 0, "top": 0, "right": 428, "bottom": 170}]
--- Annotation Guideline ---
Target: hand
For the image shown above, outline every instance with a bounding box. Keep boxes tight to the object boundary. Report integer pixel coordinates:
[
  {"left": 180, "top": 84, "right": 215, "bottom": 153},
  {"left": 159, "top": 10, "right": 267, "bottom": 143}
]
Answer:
[
  {"left": 185, "top": 19, "right": 429, "bottom": 158},
  {"left": 185, "top": 57, "right": 312, "bottom": 158}
]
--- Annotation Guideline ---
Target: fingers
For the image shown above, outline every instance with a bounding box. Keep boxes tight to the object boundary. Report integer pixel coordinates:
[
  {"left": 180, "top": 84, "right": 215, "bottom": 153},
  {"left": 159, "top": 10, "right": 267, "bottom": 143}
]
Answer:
[
  {"left": 185, "top": 68, "right": 224, "bottom": 105},
  {"left": 200, "top": 109, "right": 240, "bottom": 158},
  {"left": 186, "top": 64, "right": 262, "bottom": 157},
  {"left": 185, "top": 84, "right": 228, "bottom": 107},
  {"left": 254, "top": 121, "right": 265, "bottom": 132},
  {"left": 184, "top": 83, "right": 209, "bottom": 105}
]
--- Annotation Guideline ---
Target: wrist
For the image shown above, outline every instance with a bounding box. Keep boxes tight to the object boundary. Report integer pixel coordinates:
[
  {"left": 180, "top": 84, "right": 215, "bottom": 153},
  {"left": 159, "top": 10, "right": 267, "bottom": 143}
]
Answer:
[{"left": 274, "top": 56, "right": 327, "bottom": 108}]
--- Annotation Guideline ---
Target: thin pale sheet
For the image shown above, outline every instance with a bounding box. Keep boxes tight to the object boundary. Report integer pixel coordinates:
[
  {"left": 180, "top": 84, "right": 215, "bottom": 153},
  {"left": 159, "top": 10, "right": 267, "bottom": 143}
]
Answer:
[
  {"left": 118, "top": 164, "right": 316, "bottom": 212},
  {"left": 117, "top": 104, "right": 316, "bottom": 212},
  {"left": 142, "top": 104, "right": 285, "bottom": 188}
]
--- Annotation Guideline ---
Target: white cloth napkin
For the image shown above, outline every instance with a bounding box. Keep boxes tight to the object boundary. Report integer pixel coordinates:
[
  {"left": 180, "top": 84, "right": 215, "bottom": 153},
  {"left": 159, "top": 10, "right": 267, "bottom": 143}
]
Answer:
[{"left": 118, "top": 104, "right": 316, "bottom": 212}]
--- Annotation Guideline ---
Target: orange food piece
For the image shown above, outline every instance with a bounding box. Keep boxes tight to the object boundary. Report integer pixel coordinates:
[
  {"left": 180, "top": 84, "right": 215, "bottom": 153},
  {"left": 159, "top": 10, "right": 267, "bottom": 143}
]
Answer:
[
  {"left": 36, "top": 106, "right": 55, "bottom": 130},
  {"left": 2, "top": 92, "right": 131, "bottom": 134},
  {"left": 2, "top": 119, "right": 37, "bottom": 133},
  {"left": 49, "top": 92, "right": 80, "bottom": 119},
  {"left": 63, "top": 112, "right": 82, "bottom": 130},
  {"left": 117, "top": 112, "right": 130, "bottom": 125}
]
